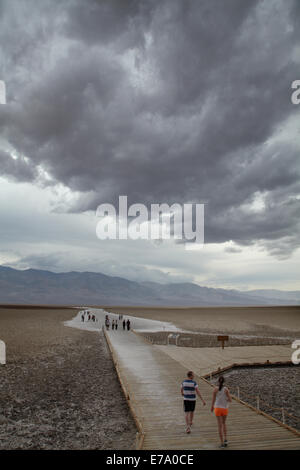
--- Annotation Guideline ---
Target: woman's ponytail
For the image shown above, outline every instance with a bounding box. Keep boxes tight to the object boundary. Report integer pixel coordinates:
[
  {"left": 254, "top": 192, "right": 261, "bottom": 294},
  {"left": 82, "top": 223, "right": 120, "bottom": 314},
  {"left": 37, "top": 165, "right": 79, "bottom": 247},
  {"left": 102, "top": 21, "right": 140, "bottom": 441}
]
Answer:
[{"left": 218, "top": 376, "right": 225, "bottom": 391}]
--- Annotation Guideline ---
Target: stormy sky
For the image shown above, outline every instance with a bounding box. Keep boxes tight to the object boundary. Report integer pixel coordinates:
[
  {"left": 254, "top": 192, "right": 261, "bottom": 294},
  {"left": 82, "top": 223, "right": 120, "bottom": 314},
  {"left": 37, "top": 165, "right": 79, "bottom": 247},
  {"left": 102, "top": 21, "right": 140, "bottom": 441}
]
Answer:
[{"left": 0, "top": 0, "right": 300, "bottom": 290}]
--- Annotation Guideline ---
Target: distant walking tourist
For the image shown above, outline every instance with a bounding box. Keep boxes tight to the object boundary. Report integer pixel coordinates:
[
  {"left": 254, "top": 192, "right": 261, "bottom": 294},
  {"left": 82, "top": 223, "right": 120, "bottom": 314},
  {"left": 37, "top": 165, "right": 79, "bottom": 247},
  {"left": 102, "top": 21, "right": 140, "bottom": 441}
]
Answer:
[
  {"left": 126, "top": 319, "right": 131, "bottom": 331},
  {"left": 115, "top": 320, "right": 118, "bottom": 330},
  {"left": 211, "top": 376, "right": 232, "bottom": 448},
  {"left": 105, "top": 317, "right": 110, "bottom": 331},
  {"left": 123, "top": 319, "right": 126, "bottom": 330},
  {"left": 181, "top": 371, "right": 206, "bottom": 434}
]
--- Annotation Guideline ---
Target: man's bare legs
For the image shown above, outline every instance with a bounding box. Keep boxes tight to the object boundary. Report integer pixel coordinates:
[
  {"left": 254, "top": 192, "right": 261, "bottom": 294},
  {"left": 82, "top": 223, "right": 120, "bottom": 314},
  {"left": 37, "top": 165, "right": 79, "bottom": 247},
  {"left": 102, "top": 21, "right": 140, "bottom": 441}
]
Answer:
[
  {"left": 185, "top": 410, "right": 195, "bottom": 432},
  {"left": 185, "top": 412, "right": 191, "bottom": 432}
]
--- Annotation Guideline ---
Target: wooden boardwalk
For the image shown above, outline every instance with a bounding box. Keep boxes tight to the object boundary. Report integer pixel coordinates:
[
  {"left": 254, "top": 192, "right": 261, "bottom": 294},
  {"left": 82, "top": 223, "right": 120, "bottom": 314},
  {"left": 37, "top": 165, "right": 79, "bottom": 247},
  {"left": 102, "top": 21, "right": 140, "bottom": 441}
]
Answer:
[
  {"left": 154, "top": 343, "right": 292, "bottom": 377},
  {"left": 105, "top": 329, "right": 300, "bottom": 450}
]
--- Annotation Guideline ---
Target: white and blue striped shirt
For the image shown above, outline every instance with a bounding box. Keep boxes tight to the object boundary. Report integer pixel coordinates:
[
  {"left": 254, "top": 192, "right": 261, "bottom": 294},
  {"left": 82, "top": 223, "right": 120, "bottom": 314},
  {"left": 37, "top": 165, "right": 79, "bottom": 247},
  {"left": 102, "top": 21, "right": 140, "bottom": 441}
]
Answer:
[{"left": 181, "top": 379, "right": 198, "bottom": 401}]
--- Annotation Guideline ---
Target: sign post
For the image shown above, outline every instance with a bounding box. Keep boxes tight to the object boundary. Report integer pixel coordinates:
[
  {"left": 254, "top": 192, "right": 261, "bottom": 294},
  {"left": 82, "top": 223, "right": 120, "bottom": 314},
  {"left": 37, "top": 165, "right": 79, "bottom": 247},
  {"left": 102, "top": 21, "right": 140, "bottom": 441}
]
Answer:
[{"left": 217, "top": 335, "right": 229, "bottom": 350}]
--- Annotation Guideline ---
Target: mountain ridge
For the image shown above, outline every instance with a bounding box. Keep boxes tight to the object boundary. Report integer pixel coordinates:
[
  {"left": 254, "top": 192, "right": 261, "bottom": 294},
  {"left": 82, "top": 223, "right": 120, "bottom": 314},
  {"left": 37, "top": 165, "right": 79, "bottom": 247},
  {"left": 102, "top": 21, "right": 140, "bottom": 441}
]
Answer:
[{"left": 0, "top": 265, "right": 299, "bottom": 306}]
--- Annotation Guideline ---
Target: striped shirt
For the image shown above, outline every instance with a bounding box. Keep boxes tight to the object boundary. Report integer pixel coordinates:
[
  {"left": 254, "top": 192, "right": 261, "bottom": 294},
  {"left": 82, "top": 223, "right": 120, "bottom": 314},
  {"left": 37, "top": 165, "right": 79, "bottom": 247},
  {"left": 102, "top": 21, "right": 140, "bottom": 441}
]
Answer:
[{"left": 181, "top": 379, "right": 198, "bottom": 401}]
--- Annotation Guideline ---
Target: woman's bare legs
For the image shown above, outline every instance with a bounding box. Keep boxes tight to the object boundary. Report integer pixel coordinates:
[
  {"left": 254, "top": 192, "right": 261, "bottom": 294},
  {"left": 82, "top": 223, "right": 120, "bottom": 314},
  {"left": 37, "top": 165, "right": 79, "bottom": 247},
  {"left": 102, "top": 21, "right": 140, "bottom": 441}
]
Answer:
[
  {"left": 217, "top": 416, "right": 224, "bottom": 444},
  {"left": 222, "top": 415, "right": 227, "bottom": 442}
]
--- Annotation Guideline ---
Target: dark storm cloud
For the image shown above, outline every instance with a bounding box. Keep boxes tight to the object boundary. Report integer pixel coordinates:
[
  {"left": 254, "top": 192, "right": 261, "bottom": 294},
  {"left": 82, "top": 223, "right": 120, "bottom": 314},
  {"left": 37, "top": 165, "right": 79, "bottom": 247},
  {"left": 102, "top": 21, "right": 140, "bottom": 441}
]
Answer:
[
  {"left": 0, "top": 0, "right": 299, "bottom": 255},
  {"left": 65, "top": 0, "right": 154, "bottom": 49},
  {"left": 0, "top": 149, "right": 37, "bottom": 182}
]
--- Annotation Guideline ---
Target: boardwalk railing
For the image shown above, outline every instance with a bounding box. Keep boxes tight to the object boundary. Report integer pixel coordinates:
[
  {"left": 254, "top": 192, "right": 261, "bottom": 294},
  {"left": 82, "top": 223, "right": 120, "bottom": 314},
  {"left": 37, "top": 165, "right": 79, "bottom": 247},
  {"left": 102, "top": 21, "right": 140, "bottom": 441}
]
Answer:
[
  {"left": 135, "top": 330, "right": 291, "bottom": 348},
  {"left": 235, "top": 386, "right": 300, "bottom": 428},
  {"left": 103, "top": 328, "right": 146, "bottom": 449},
  {"left": 202, "top": 369, "right": 300, "bottom": 438}
]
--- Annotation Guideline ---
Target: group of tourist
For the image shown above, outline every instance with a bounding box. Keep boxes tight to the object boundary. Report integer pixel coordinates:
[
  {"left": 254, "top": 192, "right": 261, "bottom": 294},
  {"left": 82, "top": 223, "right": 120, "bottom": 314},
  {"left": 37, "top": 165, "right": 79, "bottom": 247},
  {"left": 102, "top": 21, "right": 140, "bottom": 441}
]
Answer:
[
  {"left": 81, "top": 310, "right": 97, "bottom": 323},
  {"left": 79, "top": 311, "right": 132, "bottom": 331},
  {"left": 181, "top": 371, "right": 232, "bottom": 448},
  {"left": 105, "top": 314, "right": 131, "bottom": 331}
]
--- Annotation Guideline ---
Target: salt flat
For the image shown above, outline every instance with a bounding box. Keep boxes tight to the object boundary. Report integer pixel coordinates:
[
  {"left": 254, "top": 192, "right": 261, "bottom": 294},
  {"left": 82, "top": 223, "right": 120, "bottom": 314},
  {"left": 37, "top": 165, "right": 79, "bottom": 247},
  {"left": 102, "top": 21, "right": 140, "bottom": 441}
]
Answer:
[{"left": 105, "top": 305, "right": 300, "bottom": 337}]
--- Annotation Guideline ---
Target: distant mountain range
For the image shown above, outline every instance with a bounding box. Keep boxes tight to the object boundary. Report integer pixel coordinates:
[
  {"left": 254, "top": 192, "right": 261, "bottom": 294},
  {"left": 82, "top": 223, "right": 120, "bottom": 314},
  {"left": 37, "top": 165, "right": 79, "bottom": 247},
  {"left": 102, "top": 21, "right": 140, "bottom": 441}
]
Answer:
[{"left": 0, "top": 266, "right": 299, "bottom": 306}]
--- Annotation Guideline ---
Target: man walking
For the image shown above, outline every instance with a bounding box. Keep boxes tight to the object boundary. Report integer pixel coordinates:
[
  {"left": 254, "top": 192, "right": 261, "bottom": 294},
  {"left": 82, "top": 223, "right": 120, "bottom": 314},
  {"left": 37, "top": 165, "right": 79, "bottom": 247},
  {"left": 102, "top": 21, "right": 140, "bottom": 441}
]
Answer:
[{"left": 181, "top": 371, "right": 206, "bottom": 434}]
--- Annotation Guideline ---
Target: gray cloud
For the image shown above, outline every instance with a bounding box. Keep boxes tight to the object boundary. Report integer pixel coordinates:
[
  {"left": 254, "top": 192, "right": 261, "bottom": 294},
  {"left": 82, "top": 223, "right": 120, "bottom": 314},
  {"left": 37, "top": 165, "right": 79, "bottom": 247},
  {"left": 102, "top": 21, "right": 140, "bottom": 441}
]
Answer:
[
  {"left": 224, "top": 247, "right": 242, "bottom": 254},
  {"left": 0, "top": 0, "right": 300, "bottom": 257},
  {"left": 64, "top": 0, "right": 154, "bottom": 50}
]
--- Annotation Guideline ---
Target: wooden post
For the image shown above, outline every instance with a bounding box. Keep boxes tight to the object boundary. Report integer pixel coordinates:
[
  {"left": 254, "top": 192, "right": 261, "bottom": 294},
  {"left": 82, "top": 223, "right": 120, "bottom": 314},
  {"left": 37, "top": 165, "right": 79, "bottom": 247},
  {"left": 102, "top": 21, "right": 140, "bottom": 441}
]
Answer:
[
  {"left": 282, "top": 408, "right": 285, "bottom": 424},
  {"left": 135, "top": 432, "right": 139, "bottom": 449}
]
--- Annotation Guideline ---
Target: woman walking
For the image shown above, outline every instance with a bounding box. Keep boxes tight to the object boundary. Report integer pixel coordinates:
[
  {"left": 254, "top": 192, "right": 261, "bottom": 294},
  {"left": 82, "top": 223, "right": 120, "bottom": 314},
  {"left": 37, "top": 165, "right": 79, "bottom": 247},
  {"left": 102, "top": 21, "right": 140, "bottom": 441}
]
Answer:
[{"left": 211, "top": 376, "right": 232, "bottom": 448}]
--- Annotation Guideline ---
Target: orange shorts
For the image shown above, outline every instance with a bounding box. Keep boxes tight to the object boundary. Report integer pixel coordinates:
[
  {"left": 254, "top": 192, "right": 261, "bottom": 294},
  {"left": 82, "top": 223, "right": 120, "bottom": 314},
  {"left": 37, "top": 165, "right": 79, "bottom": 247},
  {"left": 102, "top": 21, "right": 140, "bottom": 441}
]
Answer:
[{"left": 214, "top": 407, "right": 228, "bottom": 417}]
